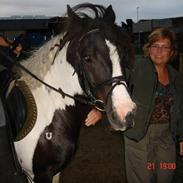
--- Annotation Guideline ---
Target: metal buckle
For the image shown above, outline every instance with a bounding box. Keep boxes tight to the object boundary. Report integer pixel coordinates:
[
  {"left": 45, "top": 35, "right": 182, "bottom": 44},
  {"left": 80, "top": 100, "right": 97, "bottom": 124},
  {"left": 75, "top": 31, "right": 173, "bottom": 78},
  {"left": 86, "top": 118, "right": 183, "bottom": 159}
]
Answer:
[{"left": 94, "top": 99, "right": 105, "bottom": 112}]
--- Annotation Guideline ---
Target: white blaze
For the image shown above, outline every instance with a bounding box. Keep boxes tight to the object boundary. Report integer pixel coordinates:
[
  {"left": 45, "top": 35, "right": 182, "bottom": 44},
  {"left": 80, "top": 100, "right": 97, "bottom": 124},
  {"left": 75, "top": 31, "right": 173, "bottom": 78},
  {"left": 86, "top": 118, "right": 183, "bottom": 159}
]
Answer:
[{"left": 105, "top": 40, "right": 135, "bottom": 121}]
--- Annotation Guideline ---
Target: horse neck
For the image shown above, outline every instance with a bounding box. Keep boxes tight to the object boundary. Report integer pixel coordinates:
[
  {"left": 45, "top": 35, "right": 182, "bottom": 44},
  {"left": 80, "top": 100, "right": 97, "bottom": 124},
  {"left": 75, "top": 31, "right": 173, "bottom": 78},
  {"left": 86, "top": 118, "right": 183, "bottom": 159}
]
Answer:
[
  {"left": 18, "top": 33, "right": 92, "bottom": 134},
  {"left": 46, "top": 43, "right": 83, "bottom": 96},
  {"left": 20, "top": 35, "right": 61, "bottom": 88},
  {"left": 20, "top": 33, "right": 84, "bottom": 104}
]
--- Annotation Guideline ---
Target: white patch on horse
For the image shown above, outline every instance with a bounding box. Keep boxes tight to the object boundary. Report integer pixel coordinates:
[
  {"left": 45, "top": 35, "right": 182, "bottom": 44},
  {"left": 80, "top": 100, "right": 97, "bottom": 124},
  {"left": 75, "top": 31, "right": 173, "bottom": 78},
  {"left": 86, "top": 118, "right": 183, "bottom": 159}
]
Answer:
[
  {"left": 105, "top": 40, "right": 136, "bottom": 122},
  {"left": 14, "top": 40, "right": 83, "bottom": 178}
]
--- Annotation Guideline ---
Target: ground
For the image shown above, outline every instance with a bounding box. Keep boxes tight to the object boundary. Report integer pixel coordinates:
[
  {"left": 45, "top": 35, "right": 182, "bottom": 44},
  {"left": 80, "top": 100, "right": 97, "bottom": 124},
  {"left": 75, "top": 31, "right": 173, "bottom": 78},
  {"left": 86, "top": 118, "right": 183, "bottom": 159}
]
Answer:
[
  {"left": 60, "top": 121, "right": 183, "bottom": 183},
  {"left": 61, "top": 122, "right": 127, "bottom": 183}
]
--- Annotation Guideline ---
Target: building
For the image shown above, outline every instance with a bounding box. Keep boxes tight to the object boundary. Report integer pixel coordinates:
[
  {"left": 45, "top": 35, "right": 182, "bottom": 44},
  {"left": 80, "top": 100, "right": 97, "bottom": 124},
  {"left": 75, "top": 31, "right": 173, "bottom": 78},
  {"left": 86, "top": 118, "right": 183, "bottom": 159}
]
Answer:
[
  {"left": 0, "top": 16, "right": 65, "bottom": 49},
  {"left": 132, "top": 16, "right": 183, "bottom": 76},
  {"left": 132, "top": 17, "right": 183, "bottom": 51}
]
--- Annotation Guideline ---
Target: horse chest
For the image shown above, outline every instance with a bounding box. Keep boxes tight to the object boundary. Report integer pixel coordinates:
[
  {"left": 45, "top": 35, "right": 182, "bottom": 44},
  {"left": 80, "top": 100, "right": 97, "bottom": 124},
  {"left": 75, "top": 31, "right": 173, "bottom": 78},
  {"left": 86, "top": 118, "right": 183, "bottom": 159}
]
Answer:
[{"left": 14, "top": 85, "right": 76, "bottom": 177}]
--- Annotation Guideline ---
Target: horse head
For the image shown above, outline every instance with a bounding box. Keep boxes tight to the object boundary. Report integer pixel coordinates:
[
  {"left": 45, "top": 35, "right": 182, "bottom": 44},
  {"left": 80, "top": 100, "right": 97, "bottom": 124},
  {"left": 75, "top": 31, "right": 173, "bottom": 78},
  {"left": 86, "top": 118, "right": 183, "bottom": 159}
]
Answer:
[{"left": 62, "top": 4, "right": 136, "bottom": 131}]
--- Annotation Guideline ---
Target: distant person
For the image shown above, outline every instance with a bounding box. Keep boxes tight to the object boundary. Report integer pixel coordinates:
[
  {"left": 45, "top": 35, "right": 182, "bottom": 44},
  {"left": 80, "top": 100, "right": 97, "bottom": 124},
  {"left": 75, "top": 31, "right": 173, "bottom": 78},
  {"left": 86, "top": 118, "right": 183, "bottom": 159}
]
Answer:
[
  {"left": 0, "top": 36, "right": 26, "bottom": 182},
  {"left": 15, "top": 33, "right": 31, "bottom": 51},
  {"left": 0, "top": 36, "right": 22, "bottom": 54},
  {"left": 0, "top": 36, "right": 22, "bottom": 92}
]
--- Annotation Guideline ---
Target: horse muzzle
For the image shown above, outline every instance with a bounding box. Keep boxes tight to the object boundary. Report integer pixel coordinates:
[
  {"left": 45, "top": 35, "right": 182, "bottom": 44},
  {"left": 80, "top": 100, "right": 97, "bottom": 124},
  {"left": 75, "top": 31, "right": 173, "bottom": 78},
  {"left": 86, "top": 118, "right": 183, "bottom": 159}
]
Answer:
[{"left": 106, "top": 99, "right": 136, "bottom": 131}]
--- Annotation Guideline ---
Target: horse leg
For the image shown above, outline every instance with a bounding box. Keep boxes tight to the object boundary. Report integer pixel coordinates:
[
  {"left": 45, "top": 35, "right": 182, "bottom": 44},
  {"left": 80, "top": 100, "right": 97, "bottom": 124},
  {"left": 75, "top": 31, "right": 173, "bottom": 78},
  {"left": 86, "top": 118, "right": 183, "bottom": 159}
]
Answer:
[
  {"left": 52, "top": 172, "right": 60, "bottom": 183},
  {"left": 33, "top": 172, "right": 53, "bottom": 183},
  {"left": 34, "top": 172, "right": 61, "bottom": 183}
]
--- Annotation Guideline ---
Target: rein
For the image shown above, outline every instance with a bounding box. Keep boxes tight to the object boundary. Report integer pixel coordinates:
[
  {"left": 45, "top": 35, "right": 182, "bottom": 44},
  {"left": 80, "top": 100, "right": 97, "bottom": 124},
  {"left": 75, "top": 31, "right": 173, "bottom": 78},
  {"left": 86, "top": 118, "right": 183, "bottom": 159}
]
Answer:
[
  {"left": 18, "top": 61, "right": 126, "bottom": 112},
  {"left": 18, "top": 62, "right": 105, "bottom": 108}
]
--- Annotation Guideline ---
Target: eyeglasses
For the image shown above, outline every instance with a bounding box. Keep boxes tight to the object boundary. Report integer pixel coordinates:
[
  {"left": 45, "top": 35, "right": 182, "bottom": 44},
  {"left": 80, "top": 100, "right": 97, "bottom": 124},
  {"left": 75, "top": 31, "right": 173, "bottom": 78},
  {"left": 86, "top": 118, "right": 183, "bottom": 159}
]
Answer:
[{"left": 150, "top": 44, "right": 172, "bottom": 52}]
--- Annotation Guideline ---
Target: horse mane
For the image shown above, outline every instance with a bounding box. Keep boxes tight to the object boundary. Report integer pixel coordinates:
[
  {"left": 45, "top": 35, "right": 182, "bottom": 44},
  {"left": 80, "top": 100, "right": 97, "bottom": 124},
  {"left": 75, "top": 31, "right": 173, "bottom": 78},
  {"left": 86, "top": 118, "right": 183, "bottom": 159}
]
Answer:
[
  {"left": 19, "top": 35, "right": 62, "bottom": 89},
  {"left": 70, "top": 3, "right": 106, "bottom": 18}
]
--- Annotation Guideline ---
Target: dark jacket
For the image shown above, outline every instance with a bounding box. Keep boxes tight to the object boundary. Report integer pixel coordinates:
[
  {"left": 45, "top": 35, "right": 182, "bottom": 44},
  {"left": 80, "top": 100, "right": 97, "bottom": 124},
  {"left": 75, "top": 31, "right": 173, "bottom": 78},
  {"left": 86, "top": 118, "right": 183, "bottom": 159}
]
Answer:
[
  {"left": 0, "top": 45, "right": 17, "bottom": 69},
  {"left": 124, "top": 57, "right": 183, "bottom": 142}
]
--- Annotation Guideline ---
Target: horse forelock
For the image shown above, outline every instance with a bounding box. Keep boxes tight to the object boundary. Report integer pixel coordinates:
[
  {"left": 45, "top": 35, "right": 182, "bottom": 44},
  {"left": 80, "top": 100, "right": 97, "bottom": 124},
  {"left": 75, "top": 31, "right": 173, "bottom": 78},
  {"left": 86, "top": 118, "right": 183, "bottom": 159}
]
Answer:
[
  {"left": 62, "top": 3, "right": 134, "bottom": 69},
  {"left": 71, "top": 3, "right": 106, "bottom": 19}
]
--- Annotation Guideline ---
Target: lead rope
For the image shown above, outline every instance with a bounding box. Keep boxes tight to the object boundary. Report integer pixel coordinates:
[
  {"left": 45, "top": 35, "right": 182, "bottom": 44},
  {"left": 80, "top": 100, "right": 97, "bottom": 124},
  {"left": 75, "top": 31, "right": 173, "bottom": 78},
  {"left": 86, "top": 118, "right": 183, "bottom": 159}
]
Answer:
[
  {"left": 17, "top": 61, "right": 97, "bottom": 107},
  {"left": 22, "top": 170, "right": 34, "bottom": 183}
]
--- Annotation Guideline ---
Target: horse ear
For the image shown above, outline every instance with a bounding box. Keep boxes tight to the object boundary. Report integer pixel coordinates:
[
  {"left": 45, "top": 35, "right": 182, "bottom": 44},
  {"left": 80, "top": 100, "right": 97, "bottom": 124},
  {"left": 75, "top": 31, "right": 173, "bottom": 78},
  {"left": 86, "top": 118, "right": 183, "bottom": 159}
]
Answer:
[
  {"left": 67, "top": 5, "right": 80, "bottom": 22},
  {"left": 103, "top": 5, "right": 116, "bottom": 23}
]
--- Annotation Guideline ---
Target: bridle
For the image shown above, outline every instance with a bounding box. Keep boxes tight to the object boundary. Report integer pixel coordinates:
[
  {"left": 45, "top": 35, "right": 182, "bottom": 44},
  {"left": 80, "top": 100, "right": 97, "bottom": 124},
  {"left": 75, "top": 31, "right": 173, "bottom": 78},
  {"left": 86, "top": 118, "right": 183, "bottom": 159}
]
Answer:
[
  {"left": 77, "top": 60, "right": 127, "bottom": 111},
  {"left": 0, "top": 29, "right": 127, "bottom": 112},
  {"left": 72, "top": 29, "right": 127, "bottom": 111}
]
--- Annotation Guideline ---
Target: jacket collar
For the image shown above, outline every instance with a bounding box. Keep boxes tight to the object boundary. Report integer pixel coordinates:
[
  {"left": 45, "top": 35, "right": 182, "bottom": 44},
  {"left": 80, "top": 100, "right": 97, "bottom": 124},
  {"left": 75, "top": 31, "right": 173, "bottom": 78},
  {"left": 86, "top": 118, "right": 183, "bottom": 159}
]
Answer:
[
  {"left": 167, "top": 64, "right": 178, "bottom": 85},
  {"left": 147, "top": 57, "right": 178, "bottom": 85}
]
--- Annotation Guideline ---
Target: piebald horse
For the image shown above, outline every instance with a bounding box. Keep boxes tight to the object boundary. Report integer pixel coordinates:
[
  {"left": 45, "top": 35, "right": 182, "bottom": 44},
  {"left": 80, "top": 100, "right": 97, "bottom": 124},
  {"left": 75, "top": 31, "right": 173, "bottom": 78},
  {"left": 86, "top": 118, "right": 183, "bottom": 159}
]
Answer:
[{"left": 5, "top": 3, "right": 136, "bottom": 183}]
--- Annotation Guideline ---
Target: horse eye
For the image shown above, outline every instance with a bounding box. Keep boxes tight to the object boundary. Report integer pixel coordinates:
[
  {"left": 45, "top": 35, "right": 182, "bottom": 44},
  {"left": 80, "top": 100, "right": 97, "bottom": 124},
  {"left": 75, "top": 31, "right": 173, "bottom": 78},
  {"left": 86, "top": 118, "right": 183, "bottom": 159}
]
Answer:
[{"left": 83, "top": 56, "right": 91, "bottom": 62}]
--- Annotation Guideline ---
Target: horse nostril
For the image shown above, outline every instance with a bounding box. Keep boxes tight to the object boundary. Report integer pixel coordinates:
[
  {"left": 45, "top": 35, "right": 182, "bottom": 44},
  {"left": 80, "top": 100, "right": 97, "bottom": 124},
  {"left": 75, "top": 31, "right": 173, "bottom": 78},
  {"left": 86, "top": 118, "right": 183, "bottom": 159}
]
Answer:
[
  {"left": 126, "top": 112, "right": 135, "bottom": 128},
  {"left": 111, "top": 110, "right": 117, "bottom": 121}
]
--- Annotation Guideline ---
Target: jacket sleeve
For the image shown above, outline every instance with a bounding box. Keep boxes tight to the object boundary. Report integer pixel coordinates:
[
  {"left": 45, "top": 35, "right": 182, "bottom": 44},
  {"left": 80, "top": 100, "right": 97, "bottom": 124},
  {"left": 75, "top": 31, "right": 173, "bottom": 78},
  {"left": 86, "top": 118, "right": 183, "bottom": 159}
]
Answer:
[
  {"left": 177, "top": 74, "right": 183, "bottom": 142},
  {"left": 0, "top": 47, "right": 17, "bottom": 69},
  {"left": 125, "top": 67, "right": 134, "bottom": 95}
]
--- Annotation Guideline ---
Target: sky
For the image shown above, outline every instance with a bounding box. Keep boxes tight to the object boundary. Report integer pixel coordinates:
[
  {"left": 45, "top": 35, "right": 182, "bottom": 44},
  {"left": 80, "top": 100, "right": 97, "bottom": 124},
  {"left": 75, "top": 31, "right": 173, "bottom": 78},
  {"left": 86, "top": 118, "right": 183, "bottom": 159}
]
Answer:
[{"left": 0, "top": 0, "right": 183, "bottom": 24}]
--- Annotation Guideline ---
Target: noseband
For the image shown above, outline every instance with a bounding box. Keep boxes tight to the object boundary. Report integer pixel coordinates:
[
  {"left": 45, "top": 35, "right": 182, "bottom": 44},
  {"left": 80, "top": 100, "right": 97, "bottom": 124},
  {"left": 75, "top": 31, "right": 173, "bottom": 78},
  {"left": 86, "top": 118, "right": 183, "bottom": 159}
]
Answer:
[
  {"left": 78, "top": 65, "right": 127, "bottom": 112},
  {"left": 75, "top": 29, "right": 127, "bottom": 111}
]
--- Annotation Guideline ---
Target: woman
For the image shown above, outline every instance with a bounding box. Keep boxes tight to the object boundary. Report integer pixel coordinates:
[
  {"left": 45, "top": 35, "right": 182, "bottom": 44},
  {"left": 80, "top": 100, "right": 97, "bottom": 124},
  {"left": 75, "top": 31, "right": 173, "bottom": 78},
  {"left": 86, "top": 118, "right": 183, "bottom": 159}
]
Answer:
[
  {"left": 84, "top": 28, "right": 183, "bottom": 183},
  {"left": 0, "top": 36, "right": 23, "bottom": 92}
]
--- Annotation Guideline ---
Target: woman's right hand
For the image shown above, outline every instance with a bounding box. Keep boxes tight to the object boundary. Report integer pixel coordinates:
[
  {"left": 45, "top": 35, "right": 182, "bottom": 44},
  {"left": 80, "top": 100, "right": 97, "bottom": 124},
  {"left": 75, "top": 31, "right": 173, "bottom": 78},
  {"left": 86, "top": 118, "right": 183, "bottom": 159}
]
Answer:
[{"left": 85, "top": 108, "right": 102, "bottom": 127}]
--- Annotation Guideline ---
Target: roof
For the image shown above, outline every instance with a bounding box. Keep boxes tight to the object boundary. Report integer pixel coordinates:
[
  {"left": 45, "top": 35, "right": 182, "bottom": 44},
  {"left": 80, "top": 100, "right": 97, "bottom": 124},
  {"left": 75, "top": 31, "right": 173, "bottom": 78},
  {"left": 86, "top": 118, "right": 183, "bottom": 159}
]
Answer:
[{"left": 0, "top": 19, "right": 49, "bottom": 31}]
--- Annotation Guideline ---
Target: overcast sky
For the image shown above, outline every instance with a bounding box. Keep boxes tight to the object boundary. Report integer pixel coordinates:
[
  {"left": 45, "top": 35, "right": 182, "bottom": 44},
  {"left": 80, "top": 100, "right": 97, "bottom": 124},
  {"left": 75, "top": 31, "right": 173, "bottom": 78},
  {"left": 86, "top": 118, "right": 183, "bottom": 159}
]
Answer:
[{"left": 0, "top": 0, "right": 183, "bottom": 23}]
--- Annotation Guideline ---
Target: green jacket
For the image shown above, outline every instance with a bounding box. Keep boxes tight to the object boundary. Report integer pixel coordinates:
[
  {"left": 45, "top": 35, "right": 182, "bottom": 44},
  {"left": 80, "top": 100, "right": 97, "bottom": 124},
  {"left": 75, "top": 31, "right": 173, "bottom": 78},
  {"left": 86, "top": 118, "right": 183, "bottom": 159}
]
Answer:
[{"left": 124, "top": 57, "right": 183, "bottom": 142}]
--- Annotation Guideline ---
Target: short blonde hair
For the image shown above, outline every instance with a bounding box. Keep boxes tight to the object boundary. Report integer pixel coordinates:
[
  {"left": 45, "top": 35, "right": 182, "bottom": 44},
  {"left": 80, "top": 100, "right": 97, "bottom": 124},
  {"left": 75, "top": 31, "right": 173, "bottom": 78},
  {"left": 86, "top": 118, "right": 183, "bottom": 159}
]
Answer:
[{"left": 143, "top": 27, "right": 177, "bottom": 59}]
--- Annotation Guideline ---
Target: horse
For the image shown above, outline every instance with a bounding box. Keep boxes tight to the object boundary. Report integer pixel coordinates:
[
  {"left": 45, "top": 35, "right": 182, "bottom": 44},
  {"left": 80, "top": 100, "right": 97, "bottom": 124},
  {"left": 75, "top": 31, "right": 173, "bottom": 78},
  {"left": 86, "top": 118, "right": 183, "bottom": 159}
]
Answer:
[{"left": 4, "top": 3, "right": 136, "bottom": 183}]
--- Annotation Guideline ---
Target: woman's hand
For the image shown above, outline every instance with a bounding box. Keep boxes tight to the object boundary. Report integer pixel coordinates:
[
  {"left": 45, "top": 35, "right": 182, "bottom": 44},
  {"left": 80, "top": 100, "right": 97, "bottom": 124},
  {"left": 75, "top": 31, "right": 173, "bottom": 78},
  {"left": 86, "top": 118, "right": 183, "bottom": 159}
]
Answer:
[{"left": 85, "top": 108, "right": 102, "bottom": 127}]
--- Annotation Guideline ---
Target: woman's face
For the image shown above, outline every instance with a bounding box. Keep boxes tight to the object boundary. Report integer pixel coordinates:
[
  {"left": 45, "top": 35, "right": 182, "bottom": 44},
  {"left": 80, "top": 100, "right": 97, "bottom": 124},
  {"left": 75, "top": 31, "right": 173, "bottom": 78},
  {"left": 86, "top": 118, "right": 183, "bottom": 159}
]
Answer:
[{"left": 149, "top": 38, "right": 173, "bottom": 67}]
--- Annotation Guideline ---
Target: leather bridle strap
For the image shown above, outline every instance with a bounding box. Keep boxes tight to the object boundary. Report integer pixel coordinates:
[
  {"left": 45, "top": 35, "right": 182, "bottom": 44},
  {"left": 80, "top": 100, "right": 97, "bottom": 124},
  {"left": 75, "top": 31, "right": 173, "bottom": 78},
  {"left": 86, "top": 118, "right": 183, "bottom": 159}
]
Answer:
[
  {"left": 90, "top": 76, "right": 127, "bottom": 112},
  {"left": 93, "top": 75, "right": 127, "bottom": 91},
  {"left": 17, "top": 62, "right": 97, "bottom": 107}
]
